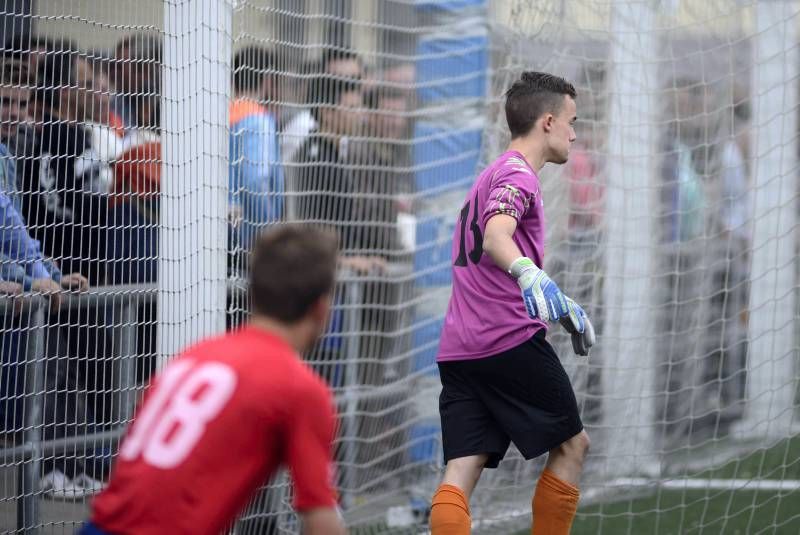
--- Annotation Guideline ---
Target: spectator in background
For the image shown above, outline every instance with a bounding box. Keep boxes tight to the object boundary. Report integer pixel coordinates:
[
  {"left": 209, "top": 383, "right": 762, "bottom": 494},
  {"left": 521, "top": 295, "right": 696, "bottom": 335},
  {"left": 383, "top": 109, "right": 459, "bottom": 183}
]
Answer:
[
  {"left": 0, "top": 73, "right": 26, "bottom": 207},
  {"left": 0, "top": 34, "right": 29, "bottom": 86},
  {"left": 26, "top": 35, "right": 66, "bottom": 85},
  {"left": 716, "top": 90, "right": 751, "bottom": 248},
  {"left": 107, "top": 83, "right": 161, "bottom": 285},
  {"left": 352, "top": 85, "right": 413, "bottom": 386},
  {"left": 75, "top": 53, "right": 125, "bottom": 193},
  {"left": 565, "top": 124, "right": 604, "bottom": 245},
  {"left": 0, "top": 38, "right": 91, "bottom": 285},
  {"left": 702, "top": 85, "right": 752, "bottom": 424},
  {"left": 290, "top": 76, "right": 381, "bottom": 388},
  {"left": 26, "top": 45, "right": 108, "bottom": 284},
  {"left": 657, "top": 78, "right": 723, "bottom": 441},
  {"left": 281, "top": 49, "right": 364, "bottom": 165},
  {"left": 229, "top": 45, "right": 284, "bottom": 259},
  {"left": 0, "top": 38, "right": 88, "bottom": 290},
  {"left": 363, "top": 86, "right": 411, "bottom": 162},
  {"left": 294, "top": 76, "right": 387, "bottom": 271},
  {"left": 0, "top": 36, "right": 37, "bottom": 209},
  {"left": 356, "top": 86, "right": 410, "bottom": 252},
  {"left": 112, "top": 33, "right": 162, "bottom": 132},
  {"left": 0, "top": 144, "right": 88, "bottom": 300},
  {"left": 23, "top": 35, "right": 81, "bottom": 123},
  {"left": 32, "top": 45, "right": 118, "bottom": 493},
  {"left": 660, "top": 78, "right": 708, "bottom": 244},
  {"left": 0, "top": 142, "right": 96, "bottom": 496}
]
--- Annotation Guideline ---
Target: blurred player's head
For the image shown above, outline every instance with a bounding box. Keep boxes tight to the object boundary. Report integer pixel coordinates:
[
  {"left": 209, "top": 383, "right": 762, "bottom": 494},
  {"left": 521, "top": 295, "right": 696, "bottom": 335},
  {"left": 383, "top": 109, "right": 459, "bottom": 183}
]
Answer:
[
  {"left": 233, "top": 45, "right": 277, "bottom": 102},
  {"left": 309, "top": 75, "right": 363, "bottom": 137},
  {"left": 505, "top": 71, "right": 577, "bottom": 165},
  {"left": 36, "top": 44, "right": 82, "bottom": 121},
  {"left": 113, "top": 33, "right": 162, "bottom": 101},
  {"left": 322, "top": 49, "right": 364, "bottom": 81},
  {"left": 0, "top": 36, "right": 32, "bottom": 141},
  {"left": 249, "top": 224, "right": 339, "bottom": 351},
  {"left": 75, "top": 55, "right": 114, "bottom": 125},
  {"left": 365, "top": 86, "right": 410, "bottom": 140}
]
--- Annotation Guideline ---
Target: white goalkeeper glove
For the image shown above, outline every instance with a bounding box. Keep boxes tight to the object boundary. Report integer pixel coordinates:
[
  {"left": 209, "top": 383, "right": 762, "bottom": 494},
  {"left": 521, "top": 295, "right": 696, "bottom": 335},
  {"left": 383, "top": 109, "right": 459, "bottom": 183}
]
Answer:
[
  {"left": 559, "top": 297, "right": 596, "bottom": 357},
  {"left": 509, "top": 257, "right": 570, "bottom": 323}
]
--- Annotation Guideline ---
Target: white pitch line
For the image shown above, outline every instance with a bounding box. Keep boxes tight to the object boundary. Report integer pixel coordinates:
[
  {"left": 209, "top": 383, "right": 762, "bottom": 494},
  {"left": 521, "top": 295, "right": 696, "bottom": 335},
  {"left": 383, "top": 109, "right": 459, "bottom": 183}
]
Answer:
[{"left": 610, "top": 477, "right": 800, "bottom": 492}]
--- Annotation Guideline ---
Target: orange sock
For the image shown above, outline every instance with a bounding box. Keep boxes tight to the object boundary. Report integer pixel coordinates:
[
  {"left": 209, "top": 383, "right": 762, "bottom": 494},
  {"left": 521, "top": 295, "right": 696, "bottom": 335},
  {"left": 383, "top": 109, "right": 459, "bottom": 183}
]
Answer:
[
  {"left": 430, "top": 484, "right": 471, "bottom": 535},
  {"left": 531, "top": 469, "right": 580, "bottom": 535}
]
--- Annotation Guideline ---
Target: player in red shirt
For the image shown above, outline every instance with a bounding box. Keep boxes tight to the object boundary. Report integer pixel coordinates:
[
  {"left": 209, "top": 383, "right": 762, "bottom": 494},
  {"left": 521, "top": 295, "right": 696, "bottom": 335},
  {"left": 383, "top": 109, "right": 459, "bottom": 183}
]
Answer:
[{"left": 80, "top": 225, "right": 346, "bottom": 535}]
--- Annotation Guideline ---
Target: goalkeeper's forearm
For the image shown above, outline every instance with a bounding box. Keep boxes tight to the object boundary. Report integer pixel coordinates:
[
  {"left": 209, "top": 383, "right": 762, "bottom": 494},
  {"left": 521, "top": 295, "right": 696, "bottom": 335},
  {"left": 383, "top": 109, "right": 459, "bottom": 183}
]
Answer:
[{"left": 483, "top": 214, "right": 524, "bottom": 271}]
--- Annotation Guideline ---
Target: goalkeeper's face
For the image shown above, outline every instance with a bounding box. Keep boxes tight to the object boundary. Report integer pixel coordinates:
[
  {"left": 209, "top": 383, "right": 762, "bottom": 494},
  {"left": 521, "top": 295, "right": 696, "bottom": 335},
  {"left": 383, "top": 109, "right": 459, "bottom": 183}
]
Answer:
[{"left": 547, "top": 95, "right": 578, "bottom": 165}]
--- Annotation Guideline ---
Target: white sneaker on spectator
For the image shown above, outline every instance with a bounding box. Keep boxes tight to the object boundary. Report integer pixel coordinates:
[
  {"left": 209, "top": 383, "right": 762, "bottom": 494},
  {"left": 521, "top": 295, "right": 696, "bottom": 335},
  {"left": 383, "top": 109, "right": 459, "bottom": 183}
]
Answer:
[
  {"left": 73, "top": 473, "right": 105, "bottom": 495},
  {"left": 40, "top": 469, "right": 85, "bottom": 499}
]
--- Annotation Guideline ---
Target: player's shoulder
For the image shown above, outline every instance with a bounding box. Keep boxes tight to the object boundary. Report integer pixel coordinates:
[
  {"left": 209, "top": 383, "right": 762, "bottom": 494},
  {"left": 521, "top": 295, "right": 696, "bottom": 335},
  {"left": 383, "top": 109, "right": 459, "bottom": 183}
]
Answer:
[
  {"left": 292, "top": 362, "right": 334, "bottom": 402},
  {"left": 482, "top": 151, "right": 537, "bottom": 188},
  {"left": 179, "top": 326, "right": 296, "bottom": 374},
  {"left": 496, "top": 152, "right": 535, "bottom": 176},
  {"left": 186, "top": 326, "right": 267, "bottom": 352},
  {"left": 278, "top": 355, "right": 334, "bottom": 411}
]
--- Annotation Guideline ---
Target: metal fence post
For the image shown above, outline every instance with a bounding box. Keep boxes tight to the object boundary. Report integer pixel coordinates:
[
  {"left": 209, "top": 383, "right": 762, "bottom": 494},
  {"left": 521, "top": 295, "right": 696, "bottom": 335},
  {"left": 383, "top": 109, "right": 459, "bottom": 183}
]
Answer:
[
  {"left": 341, "top": 275, "right": 362, "bottom": 509},
  {"left": 112, "top": 297, "right": 139, "bottom": 423},
  {"left": 17, "top": 297, "right": 44, "bottom": 535}
]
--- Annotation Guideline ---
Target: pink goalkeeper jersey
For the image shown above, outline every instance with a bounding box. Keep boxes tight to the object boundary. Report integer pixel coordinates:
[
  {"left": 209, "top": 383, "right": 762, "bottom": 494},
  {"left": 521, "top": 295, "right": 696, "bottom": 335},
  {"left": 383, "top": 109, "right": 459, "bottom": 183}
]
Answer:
[{"left": 437, "top": 150, "right": 547, "bottom": 362}]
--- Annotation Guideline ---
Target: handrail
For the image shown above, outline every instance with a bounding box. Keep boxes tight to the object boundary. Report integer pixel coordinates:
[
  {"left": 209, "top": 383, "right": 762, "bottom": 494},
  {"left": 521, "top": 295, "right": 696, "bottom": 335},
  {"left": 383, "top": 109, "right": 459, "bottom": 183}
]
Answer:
[
  {"left": 0, "top": 428, "right": 126, "bottom": 459},
  {"left": 0, "top": 261, "right": 414, "bottom": 316},
  {"left": 0, "top": 264, "right": 414, "bottom": 533}
]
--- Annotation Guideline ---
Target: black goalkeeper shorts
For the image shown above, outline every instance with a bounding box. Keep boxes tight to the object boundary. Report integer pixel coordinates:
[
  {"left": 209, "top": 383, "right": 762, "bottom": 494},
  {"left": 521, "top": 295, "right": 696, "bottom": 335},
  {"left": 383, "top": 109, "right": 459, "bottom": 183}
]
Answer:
[{"left": 437, "top": 329, "right": 584, "bottom": 469}]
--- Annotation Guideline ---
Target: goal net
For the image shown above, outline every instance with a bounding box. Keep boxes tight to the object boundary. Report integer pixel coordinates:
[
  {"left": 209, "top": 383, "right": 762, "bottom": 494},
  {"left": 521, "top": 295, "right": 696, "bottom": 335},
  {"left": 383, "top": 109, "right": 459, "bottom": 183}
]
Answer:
[{"left": 0, "top": 1, "right": 797, "bottom": 534}]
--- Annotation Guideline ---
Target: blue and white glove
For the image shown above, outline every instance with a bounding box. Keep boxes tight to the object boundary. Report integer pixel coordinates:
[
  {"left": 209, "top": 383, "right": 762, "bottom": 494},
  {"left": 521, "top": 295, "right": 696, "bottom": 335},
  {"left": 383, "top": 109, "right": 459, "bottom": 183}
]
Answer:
[
  {"left": 559, "top": 297, "right": 596, "bottom": 357},
  {"left": 509, "top": 257, "right": 596, "bottom": 356},
  {"left": 509, "top": 257, "right": 570, "bottom": 323}
]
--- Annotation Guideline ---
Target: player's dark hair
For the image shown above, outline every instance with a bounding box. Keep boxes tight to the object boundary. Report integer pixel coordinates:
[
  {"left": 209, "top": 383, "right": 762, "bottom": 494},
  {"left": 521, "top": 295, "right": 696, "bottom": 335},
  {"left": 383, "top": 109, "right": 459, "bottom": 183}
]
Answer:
[
  {"left": 36, "top": 44, "right": 79, "bottom": 111},
  {"left": 321, "top": 49, "right": 362, "bottom": 74},
  {"left": 115, "top": 32, "right": 162, "bottom": 63},
  {"left": 250, "top": 224, "right": 339, "bottom": 323},
  {"left": 1, "top": 34, "right": 30, "bottom": 85},
  {"left": 232, "top": 45, "right": 275, "bottom": 94},
  {"left": 2, "top": 34, "right": 28, "bottom": 63},
  {"left": 505, "top": 71, "right": 576, "bottom": 139}
]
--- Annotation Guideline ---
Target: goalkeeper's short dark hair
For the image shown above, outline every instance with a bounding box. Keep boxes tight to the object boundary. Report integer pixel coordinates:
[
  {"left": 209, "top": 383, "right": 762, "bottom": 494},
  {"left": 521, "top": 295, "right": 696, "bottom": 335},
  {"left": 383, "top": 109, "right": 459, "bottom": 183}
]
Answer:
[
  {"left": 505, "top": 71, "right": 576, "bottom": 139},
  {"left": 249, "top": 224, "right": 339, "bottom": 323}
]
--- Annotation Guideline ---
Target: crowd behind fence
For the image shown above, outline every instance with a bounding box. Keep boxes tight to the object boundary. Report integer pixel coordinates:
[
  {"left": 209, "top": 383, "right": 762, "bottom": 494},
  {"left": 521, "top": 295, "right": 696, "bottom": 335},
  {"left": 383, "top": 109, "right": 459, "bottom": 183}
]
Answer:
[{"left": 0, "top": 1, "right": 797, "bottom": 533}]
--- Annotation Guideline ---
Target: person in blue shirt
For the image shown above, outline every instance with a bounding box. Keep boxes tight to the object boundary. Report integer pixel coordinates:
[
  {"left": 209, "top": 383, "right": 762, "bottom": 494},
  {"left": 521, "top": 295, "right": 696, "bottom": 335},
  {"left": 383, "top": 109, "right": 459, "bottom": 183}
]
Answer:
[
  {"left": 0, "top": 142, "right": 88, "bottom": 302},
  {"left": 0, "top": 150, "right": 88, "bottom": 436},
  {"left": 229, "top": 46, "right": 284, "bottom": 259}
]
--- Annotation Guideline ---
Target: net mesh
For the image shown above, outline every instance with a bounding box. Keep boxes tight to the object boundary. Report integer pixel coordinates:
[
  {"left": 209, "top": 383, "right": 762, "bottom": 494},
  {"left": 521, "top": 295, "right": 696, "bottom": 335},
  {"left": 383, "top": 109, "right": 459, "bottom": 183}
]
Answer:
[{"left": 0, "top": 1, "right": 797, "bottom": 534}]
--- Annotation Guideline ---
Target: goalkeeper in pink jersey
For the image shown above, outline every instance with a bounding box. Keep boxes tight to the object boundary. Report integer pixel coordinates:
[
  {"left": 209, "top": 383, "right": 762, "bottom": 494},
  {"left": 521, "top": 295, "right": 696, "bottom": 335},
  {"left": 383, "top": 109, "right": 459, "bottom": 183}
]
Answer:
[{"left": 430, "top": 72, "right": 596, "bottom": 535}]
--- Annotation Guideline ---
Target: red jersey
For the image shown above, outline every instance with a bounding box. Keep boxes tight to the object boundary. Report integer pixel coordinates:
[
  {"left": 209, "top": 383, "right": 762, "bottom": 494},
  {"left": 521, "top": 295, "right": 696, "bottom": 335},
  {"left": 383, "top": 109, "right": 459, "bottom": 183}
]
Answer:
[{"left": 90, "top": 326, "right": 338, "bottom": 535}]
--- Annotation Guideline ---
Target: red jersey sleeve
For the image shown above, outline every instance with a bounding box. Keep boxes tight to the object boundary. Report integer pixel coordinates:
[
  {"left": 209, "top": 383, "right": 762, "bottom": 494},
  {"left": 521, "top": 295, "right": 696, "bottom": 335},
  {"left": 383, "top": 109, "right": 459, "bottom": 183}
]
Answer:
[{"left": 285, "top": 377, "right": 338, "bottom": 511}]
